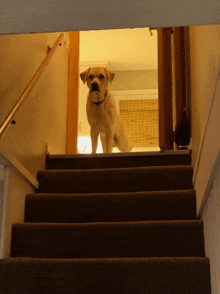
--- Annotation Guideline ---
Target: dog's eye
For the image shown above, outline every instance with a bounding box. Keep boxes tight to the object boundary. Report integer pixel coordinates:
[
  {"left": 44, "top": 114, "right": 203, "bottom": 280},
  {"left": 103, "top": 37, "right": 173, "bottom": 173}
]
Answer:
[
  {"left": 99, "top": 74, "right": 104, "bottom": 79},
  {"left": 88, "top": 75, "right": 93, "bottom": 79}
]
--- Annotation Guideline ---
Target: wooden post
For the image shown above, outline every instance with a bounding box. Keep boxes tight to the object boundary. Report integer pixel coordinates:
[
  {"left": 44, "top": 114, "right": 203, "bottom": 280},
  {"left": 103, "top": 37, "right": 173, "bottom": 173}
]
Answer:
[
  {"left": 173, "top": 27, "right": 186, "bottom": 124},
  {"left": 66, "top": 32, "right": 79, "bottom": 154},
  {"left": 157, "top": 28, "right": 173, "bottom": 150}
]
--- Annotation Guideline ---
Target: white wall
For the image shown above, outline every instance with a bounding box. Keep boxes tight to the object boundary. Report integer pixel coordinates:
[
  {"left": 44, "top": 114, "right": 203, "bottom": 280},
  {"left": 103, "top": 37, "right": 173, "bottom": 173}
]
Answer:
[
  {"left": 0, "top": 33, "right": 69, "bottom": 178},
  {"left": 0, "top": 165, "right": 35, "bottom": 258},
  {"left": 202, "top": 164, "right": 220, "bottom": 294}
]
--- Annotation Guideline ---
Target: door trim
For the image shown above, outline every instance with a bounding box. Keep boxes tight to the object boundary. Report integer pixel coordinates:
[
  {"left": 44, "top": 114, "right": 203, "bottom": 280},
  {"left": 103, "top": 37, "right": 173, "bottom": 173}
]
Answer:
[
  {"left": 66, "top": 32, "right": 79, "bottom": 154},
  {"left": 157, "top": 28, "right": 173, "bottom": 150}
]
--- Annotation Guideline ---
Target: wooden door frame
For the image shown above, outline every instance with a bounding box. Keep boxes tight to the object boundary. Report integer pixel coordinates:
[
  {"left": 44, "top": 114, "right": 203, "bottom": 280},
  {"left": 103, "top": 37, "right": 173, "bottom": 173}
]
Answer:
[
  {"left": 66, "top": 28, "right": 188, "bottom": 153},
  {"left": 157, "top": 28, "right": 173, "bottom": 150},
  {"left": 172, "top": 27, "right": 187, "bottom": 127},
  {"left": 66, "top": 32, "right": 79, "bottom": 154},
  {"left": 158, "top": 27, "right": 188, "bottom": 151}
]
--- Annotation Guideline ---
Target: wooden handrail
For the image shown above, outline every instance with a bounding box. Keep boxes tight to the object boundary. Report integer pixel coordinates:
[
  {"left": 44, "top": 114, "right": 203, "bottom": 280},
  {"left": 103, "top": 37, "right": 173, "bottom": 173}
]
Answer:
[{"left": 0, "top": 32, "right": 64, "bottom": 138}]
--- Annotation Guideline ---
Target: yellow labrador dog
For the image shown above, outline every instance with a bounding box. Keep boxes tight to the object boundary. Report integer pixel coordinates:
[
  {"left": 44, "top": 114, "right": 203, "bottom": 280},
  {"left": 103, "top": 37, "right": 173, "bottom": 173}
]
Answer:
[{"left": 80, "top": 67, "right": 132, "bottom": 154}]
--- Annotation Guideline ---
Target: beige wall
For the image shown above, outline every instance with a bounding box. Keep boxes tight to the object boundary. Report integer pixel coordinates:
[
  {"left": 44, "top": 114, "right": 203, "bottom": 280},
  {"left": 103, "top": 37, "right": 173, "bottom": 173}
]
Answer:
[
  {"left": 0, "top": 33, "right": 69, "bottom": 178},
  {"left": 190, "top": 24, "right": 220, "bottom": 167},
  {"left": 190, "top": 24, "right": 220, "bottom": 215},
  {"left": 109, "top": 70, "right": 158, "bottom": 91},
  {"left": 79, "top": 29, "right": 158, "bottom": 71},
  {"left": 179, "top": 26, "right": 220, "bottom": 293}
]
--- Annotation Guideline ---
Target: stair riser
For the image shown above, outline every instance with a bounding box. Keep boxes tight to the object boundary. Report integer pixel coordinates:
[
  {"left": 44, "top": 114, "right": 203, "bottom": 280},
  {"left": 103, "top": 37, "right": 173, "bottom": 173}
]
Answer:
[
  {"left": 37, "top": 166, "right": 193, "bottom": 194},
  {"left": 11, "top": 221, "right": 205, "bottom": 259},
  {"left": 25, "top": 191, "right": 197, "bottom": 223},
  {"left": 0, "top": 258, "right": 211, "bottom": 294},
  {"left": 46, "top": 154, "right": 192, "bottom": 170}
]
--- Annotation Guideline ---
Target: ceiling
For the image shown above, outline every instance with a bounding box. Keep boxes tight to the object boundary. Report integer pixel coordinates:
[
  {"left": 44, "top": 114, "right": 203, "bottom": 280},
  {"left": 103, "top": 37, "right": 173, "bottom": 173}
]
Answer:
[{"left": 79, "top": 28, "right": 158, "bottom": 71}]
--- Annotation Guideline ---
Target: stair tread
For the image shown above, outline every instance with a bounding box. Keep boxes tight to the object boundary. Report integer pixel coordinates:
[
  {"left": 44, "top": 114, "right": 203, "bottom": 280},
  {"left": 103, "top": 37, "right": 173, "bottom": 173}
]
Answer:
[
  {"left": 43, "top": 165, "right": 193, "bottom": 172},
  {"left": 0, "top": 256, "right": 209, "bottom": 264},
  {"left": 0, "top": 257, "right": 211, "bottom": 294},
  {"left": 14, "top": 219, "right": 203, "bottom": 226},
  {"left": 46, "top": 151, "right": 192, "bottom": 169},
  {"left": 27, "top": 189, "right": 195, "bottom": 196},
  {"left": 48, "top": 150, "right": 191, "bottom": 158}
]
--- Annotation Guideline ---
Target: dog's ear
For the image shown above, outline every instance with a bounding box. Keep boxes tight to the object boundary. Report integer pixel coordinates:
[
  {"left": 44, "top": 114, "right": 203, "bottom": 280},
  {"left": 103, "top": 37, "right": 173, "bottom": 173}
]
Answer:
[
  {"left": 80, "top": 68, "right": 91, "bottom": 84},
  {"left": 104, "top": 68, "right": 115, "bottom": 84}
]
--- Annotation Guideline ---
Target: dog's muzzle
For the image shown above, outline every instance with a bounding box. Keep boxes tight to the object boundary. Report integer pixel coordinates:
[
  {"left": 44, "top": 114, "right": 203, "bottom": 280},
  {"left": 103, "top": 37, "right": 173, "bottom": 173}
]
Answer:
[{"left": 91, "top": 82, "right": 99, "bottom": 92}]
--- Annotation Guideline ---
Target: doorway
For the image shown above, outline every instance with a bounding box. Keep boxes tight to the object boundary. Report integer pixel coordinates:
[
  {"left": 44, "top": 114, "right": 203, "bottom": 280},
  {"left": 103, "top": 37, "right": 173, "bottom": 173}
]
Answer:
[{"left": 77, "top": 28, "right": 159, "bottom": 154}]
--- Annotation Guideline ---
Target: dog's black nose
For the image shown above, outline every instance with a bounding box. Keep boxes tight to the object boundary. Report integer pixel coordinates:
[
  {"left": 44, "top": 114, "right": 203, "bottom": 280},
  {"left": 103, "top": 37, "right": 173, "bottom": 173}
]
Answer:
[{"left": 91, "top": 83, "right": 99, "bottom": 92}]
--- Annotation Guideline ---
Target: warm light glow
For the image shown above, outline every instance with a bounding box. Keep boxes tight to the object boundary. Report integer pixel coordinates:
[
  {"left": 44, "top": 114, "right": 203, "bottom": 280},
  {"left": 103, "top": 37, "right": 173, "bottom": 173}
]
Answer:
[
  {"left": 77, "top": 136, "right": 103, "bottom": 154},
  {"left": 77, "top": 136, "right": 160, "bottom": 154}
]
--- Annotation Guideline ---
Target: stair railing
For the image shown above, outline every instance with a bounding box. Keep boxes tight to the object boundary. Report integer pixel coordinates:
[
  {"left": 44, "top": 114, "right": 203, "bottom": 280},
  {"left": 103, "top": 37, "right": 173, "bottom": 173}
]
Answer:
[{"left": 0, "top": 32, "right": 64, "bottom": 139}]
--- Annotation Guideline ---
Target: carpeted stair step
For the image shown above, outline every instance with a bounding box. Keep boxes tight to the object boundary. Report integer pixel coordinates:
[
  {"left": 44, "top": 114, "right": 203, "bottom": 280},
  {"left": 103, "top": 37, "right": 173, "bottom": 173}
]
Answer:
[
  {"left": 46, "top": 151, "right": 191, "bottom": 170},
  {"left": 0, "top": 257, "right": 211, "bottom": 294},
  {"left": 25, "top": 190, "right": 197, "bottom": 223},
  {"left": 1, "top": 151, "right": 211, "bottom": 293},
  {"left": 11, "top": 220, "right": 205, "bottom": 259},
  {"left": 37, "top": 166, "right": 193, "bottom": 194}
]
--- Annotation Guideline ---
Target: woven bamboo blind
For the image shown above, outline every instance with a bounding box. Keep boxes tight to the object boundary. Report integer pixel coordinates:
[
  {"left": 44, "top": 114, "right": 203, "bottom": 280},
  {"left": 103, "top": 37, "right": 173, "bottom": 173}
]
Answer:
[{"left": 119, "top": 99, "right": 159, "bottom": 147}]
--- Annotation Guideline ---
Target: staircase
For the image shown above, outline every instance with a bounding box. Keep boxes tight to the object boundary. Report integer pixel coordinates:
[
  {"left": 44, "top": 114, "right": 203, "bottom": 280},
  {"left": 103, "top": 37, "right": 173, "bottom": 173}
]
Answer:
[{"left": 0, "top": 151, "right": 211, "bottom": 293}]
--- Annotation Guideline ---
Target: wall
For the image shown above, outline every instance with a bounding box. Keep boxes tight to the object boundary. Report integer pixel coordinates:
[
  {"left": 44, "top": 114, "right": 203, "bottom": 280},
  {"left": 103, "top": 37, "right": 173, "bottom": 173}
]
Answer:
[
  {"left": 202, "top": 164, "right": 220, "bottom": 294},
  {"left": 0, "top": 175, "right": 4, "bottom": 245},
  {"left": 79, "top": 28, "right": 158, "bottom": 71},
  {"left": 189, "top": 24, "right": 220, "bottom": 213},
  {"left": 109, "top": 70, "right": 158, "bottom": 91},
  {"left": 190, "top": 25, "right": 220, "bottom": 165},
  {"left": 190, "top": 24, "right": 220, "bottom": 294},
  {"left": 0, "top": 165, "right": 35, "bottom": 258},
  {"left": 0, "top": 33, "right": 69, "bottom": 178}
]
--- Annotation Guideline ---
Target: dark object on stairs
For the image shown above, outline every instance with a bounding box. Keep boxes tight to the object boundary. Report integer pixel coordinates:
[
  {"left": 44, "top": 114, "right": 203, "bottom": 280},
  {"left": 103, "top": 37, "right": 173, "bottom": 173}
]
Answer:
[
  {"left": 0, "top": 151, "right": 211, "bottom": 293},
  {"left": 174, "top": 109, "right": 190, "bottom": 148}
]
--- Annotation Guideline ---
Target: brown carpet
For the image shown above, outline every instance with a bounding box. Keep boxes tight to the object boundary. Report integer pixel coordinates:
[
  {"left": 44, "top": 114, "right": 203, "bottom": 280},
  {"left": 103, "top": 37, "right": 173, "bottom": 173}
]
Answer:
[
  {"left": 11, "top": 220, "right": 205, "bottom": 259},
  {"left": 37, "top": 166, "right": 194, "bottom": 194},
  {"left": 46, "top": 151, "right": 192, "bottom": 170},
  {"left": 0, "top": 151, "right": 211, "bottom": 293},
  {"left": 25, "top": 190, "right": 197, "bottom": 223},
  {"left": 0, "top": 257, "right": 210, "bottom": 294}
]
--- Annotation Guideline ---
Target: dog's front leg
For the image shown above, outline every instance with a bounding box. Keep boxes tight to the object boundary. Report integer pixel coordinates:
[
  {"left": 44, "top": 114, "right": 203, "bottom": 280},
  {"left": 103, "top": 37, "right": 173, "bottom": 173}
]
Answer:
[
  {"left": 105, "top": 129, "right": 113, "bottom": 153},
  {"left": 90, "top": 128, "right": 99, "bottom": 154},
  {"left": 100, "top": 134, "right": 107, "bottom": 153}
]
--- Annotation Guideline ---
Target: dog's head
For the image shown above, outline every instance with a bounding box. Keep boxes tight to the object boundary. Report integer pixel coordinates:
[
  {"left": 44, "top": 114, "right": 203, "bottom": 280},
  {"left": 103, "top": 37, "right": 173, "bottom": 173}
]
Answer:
[{"left": 80, "top": 67, "right": 115, "bottom": 95}]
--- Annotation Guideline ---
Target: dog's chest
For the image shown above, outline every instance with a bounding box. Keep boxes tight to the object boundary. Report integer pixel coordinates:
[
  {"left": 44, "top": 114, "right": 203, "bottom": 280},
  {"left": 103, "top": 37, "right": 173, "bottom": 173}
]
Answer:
[
  {"left": 87, "top": 101, "right": 113, "bottom": 128},
  {"left": 87, "top": 104, "right": 106, "bottom": 122}
]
